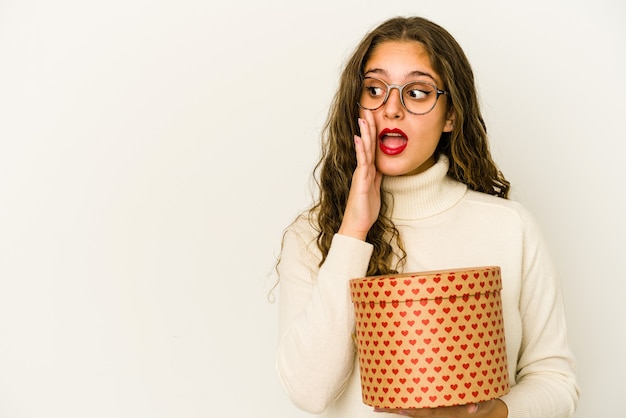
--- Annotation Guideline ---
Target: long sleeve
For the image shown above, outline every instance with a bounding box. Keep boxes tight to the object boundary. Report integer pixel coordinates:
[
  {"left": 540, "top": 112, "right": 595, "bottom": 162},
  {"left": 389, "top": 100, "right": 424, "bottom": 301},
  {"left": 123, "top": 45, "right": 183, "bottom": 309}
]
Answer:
[
  {"left": 275, "top": 219, "right": 374, "bottom": 414},
  {"left": 499, "top": 207, "right": 580, "bottom": 418}
]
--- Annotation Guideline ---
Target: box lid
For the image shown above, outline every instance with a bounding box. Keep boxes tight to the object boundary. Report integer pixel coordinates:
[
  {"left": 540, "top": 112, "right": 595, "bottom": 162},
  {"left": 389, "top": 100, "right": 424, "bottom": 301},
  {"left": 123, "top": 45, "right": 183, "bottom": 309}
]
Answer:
[{"left": 350, "top": 266, "right": 502, "bottom": 303}]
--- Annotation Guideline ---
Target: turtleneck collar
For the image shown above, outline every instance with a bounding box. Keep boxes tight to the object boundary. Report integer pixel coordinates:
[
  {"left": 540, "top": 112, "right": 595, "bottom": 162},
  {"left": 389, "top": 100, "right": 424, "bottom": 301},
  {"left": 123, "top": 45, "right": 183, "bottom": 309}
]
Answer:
[{"left": 381, "top": 155, "right": 467, "bottom": 220}]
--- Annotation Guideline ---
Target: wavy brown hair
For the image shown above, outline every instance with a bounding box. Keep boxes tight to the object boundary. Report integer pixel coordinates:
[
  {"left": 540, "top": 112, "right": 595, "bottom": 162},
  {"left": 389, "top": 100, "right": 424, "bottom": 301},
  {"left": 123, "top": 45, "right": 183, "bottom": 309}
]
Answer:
[{"left": 288, "top": 16, "right": 510, "bottom": 278}]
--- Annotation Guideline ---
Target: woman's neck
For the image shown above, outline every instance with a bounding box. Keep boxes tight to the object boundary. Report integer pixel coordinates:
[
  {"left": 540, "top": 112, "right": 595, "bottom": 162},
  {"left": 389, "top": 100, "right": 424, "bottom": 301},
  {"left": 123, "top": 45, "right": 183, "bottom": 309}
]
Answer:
[{"left": 382, "top": 155, "right": 467, "bottom": 220}]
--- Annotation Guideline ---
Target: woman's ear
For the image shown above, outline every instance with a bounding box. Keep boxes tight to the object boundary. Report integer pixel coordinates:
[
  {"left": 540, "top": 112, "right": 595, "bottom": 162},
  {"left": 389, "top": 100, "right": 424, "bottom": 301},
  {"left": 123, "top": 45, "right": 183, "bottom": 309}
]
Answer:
[{"left": 443, "top": 110, "right": 455, "bottom": 133}]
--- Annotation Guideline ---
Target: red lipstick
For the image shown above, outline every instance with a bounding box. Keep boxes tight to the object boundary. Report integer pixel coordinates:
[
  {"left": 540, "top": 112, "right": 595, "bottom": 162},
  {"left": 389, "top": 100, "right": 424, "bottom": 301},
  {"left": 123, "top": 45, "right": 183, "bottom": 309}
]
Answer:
[{"left": 378, "top": 128, "right": 408, "bottom": 155}]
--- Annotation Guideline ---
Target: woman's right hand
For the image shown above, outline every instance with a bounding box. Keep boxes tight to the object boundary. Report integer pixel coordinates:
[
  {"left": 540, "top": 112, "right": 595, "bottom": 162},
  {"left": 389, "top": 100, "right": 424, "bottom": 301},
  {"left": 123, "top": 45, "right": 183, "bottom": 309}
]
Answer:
[{"left": 338, "top": 111, "right": 382, "bottom": 241}]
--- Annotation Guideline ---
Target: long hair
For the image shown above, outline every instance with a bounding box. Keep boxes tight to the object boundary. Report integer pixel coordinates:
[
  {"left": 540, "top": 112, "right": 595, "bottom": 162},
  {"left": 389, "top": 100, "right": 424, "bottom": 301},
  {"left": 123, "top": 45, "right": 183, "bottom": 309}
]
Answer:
[{"left": 294, "top": 16, "right": 509, "bottom": 278}]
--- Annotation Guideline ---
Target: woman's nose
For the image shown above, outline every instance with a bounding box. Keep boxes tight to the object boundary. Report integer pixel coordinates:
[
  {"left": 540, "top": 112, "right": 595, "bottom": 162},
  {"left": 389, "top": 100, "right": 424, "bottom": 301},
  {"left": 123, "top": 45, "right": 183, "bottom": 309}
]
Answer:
[{"left": 383, "top": 87, "right": 404, "bottom": 119}]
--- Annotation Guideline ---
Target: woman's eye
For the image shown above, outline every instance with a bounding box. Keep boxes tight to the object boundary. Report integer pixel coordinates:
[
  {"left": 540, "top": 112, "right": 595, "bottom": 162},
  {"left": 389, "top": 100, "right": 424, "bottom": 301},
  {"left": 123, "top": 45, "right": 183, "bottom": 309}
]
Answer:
[
  {"left": 406, "top": 89, "right": 429, "bottom": 100},
  {"left": 367, "top": 87, "right": 385, "bottom": 97}
]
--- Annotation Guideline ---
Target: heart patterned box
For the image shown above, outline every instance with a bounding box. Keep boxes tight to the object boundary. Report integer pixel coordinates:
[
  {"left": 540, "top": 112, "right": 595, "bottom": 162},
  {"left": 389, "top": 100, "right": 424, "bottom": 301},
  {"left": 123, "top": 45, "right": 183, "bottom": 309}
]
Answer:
[{"left": 349, "top": 266, "right": 509, "bottom": 409}]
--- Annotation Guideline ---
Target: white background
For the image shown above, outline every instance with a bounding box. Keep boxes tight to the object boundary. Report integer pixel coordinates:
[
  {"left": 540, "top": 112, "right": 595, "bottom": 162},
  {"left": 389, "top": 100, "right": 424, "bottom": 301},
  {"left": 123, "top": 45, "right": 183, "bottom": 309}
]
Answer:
[{"left": 0, "top": 1, "right": 624, "bottom": 417}]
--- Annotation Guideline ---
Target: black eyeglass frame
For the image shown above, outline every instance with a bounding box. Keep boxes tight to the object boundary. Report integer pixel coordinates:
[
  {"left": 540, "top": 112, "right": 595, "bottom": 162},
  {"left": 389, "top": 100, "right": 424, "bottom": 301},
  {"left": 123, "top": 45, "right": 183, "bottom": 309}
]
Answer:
[{"left": 357, "top": 76, "right": 449, "bottom": 115}]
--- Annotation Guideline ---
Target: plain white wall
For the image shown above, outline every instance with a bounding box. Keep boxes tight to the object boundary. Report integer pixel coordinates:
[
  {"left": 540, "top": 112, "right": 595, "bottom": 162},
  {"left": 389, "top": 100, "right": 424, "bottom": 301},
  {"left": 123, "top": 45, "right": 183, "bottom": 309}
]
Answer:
[{"left": 0, "top": 1, "right": 624, "bottom": 417}]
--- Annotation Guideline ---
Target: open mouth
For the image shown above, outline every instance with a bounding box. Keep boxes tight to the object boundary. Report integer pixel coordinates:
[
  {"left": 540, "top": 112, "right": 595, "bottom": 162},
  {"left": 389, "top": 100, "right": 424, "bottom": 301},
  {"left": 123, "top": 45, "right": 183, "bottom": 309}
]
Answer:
[{"left": 378, "top": 128, "right": 408, "bottom": 155}]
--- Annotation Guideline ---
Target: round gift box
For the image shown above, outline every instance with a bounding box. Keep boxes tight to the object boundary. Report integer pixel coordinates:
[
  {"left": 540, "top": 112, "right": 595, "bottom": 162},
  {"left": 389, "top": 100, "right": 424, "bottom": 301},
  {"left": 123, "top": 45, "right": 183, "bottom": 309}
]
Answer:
[{"left": 349, "top": 266, "right": 509, "bottom": 409}]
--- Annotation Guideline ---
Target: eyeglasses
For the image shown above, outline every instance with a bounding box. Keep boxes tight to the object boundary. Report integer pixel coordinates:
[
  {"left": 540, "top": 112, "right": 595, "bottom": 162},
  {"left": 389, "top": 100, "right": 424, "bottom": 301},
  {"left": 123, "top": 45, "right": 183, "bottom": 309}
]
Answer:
[{"left": 358, "top": 77, "right": 449, "bottom": 115}]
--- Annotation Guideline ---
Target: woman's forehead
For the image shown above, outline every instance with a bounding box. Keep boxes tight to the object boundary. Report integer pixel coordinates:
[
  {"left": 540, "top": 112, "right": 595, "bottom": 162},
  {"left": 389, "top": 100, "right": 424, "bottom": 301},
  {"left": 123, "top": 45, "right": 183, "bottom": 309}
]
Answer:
[{"left": 364, "top": 41, "right": 441, "bottom": 85}]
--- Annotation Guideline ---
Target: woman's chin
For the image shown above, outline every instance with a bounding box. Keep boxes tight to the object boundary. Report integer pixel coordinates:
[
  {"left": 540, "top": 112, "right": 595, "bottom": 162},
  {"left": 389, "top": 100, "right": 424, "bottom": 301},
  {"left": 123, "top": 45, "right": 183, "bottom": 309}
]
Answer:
[
  {"left": 376, "top": 159, "right": 434, "bottom": 177},
  {"left": 375, "top": 162, "right": 410, "bottom": 177}
]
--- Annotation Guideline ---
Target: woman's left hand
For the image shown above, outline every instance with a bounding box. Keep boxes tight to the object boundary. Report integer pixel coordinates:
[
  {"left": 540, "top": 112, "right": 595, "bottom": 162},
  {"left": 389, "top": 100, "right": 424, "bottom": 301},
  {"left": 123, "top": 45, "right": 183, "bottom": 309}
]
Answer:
[{"left": 374, "top": 399, "right": 508, "bottom": 417}]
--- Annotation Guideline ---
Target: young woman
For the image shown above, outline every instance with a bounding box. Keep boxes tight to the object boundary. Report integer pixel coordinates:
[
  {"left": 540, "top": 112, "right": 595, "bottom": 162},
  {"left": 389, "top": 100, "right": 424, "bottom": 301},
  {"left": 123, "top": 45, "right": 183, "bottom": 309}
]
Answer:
[{"left": 275, "top": 16, "right": 579, "bottom": 418}]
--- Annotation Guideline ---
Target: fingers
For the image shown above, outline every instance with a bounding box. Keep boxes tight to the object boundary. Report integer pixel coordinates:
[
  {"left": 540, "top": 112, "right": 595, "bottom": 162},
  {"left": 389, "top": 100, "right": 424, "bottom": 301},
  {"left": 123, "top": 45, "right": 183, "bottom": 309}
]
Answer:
[
  {"left": 373, "top": 402, "right": 487, "bottom": 417},
  {"left": 353, "top": 134, "right": 367, "bottom": 168},
  {"left": 362, "top": 108, "right": 377, "bottom": 144},
  {"left": 466, "top": 403, "right": 479, "bottom": 413},
  {"left": 356, "top": 119, "right": 372, "bottom": 167},
  {"left": 357, "top": 111, "right": 377, "bottom": 166}
]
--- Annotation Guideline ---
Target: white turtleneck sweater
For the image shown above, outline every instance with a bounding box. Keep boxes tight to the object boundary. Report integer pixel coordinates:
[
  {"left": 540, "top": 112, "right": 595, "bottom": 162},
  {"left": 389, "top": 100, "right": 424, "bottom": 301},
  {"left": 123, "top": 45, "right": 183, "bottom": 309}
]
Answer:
[{"left": 276, "top": 156, "right": 579, "bottom": 418}]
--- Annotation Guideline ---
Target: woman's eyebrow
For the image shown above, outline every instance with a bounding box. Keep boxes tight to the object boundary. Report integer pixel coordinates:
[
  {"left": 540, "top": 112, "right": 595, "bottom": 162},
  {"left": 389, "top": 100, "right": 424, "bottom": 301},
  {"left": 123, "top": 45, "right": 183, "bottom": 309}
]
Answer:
[
  {"left": 408, "top": 70, "right": 436, "bottom": 80},
  {"left": 364, "top": 68, "right": 388, "bottom": 76},
  {"left": 364, "top": 68, "right": 437, "bottom": 81}
]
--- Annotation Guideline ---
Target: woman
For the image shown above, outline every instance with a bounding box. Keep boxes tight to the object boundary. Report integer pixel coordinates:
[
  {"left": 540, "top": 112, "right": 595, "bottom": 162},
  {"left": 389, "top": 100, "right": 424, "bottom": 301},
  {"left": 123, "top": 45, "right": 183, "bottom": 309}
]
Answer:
[{"left": 275, "top": 16, "right": 579, "bottom": 417}]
